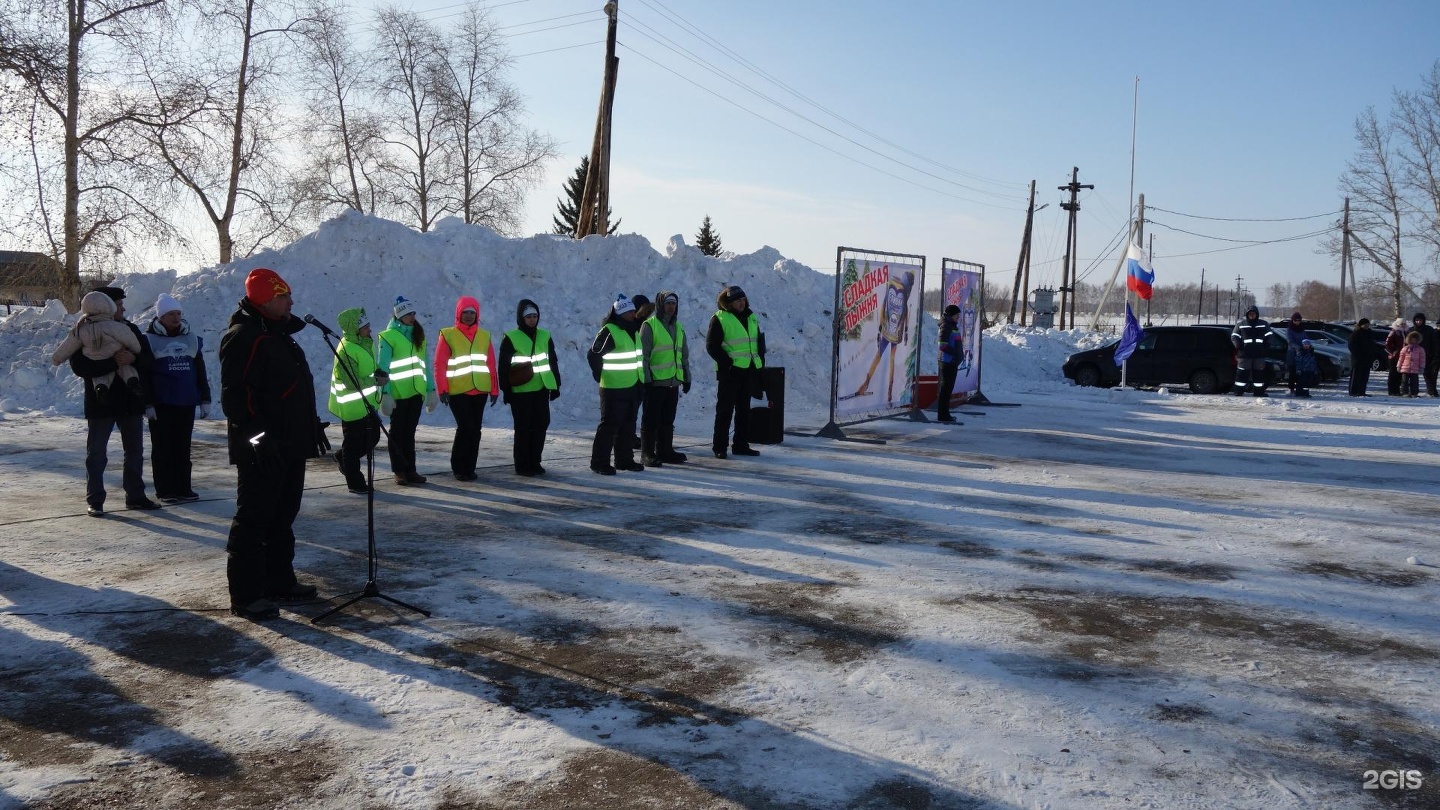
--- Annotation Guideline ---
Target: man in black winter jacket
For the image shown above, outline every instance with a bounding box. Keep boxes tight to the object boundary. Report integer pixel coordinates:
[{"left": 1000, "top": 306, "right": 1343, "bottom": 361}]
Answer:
[
  {"left": 219, "top": 268, "right": 329, "bottom": 621},
  {"left": 1230, "top": 305, "right": 1274, "bottom": 396},
  {"left": 69, "top": 285, "right": 161, "bottom": 516},
  {"left": 1408, "top": 313, "right": 1439, "bottom": 396}
]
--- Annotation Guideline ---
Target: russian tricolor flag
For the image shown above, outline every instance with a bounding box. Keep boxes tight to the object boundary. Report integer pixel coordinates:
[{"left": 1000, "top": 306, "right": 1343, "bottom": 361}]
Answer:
[{"left": 1125, "top": 242, "right": 1154, "bottom": 300}]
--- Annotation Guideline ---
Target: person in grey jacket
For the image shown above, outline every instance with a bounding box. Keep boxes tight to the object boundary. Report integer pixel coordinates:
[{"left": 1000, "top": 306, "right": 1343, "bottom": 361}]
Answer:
[
  {"left": 1230, "top": 305, "right": 1274, "bottom": 396},
  {"left": 639, "top": 290, "right": 692, "bottom": 466}
]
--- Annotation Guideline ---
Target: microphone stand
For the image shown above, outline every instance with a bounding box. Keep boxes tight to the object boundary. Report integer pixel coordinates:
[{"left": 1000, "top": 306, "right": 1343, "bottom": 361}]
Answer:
[{"left": 308, "top": 320, "right": 430, "bottom": 624}]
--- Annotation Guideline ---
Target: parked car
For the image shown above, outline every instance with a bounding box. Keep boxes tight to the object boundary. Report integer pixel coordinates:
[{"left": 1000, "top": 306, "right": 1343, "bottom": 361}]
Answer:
[{"left": 1064, "top": 325, "right": 1252, "bottom": 394}]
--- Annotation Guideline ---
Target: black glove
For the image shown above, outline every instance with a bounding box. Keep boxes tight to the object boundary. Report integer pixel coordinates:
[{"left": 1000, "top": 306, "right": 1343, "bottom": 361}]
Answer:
[
  {"left": 549, "top": 388, "right": 560, "bottom": 401},
  {"left": 682, "top": 379, "right": 692, "bottom": 395},
  {"left": 315, "top": 421, "right": 332, "bottom": 455},
  {"left": 440, "top": 392, "right": 450, "bottom": 406},
  {"left": 248, "top": 431, "right": 283, "bottom": 474},
  {"left": 489, "top": 393, "right": 499, "bottom": 406},
  {"left": 374, "top": 370, "right": 390, "bottom": 385},
  {"left": 501, "top": 392, "right": 510, "bottom": 406}
]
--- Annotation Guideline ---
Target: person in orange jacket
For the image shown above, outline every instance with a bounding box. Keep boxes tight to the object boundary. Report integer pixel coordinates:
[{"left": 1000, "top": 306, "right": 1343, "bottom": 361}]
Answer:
[{"left": 435, "top": 295, "right": 499, "bottom": 481}]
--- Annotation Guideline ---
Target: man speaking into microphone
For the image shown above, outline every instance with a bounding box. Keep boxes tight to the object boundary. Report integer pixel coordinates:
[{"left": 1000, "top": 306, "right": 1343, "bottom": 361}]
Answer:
[{"left": 219, "top": 268, "right": 331, "bottom": 621}]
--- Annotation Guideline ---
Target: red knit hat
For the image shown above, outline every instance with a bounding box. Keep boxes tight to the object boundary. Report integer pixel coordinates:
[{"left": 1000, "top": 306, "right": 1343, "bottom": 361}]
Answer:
[{"left": 245, "top": 268, "right": 290, "bottom": 305}]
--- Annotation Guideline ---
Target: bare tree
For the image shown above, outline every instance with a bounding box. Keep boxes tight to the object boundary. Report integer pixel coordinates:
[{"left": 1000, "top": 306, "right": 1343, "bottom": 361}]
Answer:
[
  {"left": 1342, "top": 107, "right": 1410, "bottom": 319},
  {"left": 1393, "top": 60, "right": 1440, "bottom": 263},
  {"left": 1266, "top": 282, "right": 1292, "bottom": 312},
  {"left": 295, "top": 0, "right": 383, "bottom": 215},
  {"left": 431, "top": 3, "right": 554, "bottom": 233},
  {"left": 373, "top": 6, "right": 447, "bottom": 232},
  {"left": 0, "top": 0, "right": 175, "bottom": 308}
]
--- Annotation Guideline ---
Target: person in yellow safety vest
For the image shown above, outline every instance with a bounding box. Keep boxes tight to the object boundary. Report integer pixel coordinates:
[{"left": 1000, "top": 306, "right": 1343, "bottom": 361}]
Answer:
[
  {"left": 378, "top": 295, "right": 437, "bottom": 485},
  {"left": 327, "top": 307, "right": 383, "bottom": 494},
  {"left": 705, "top": 285, "right": 765, "bottom": 459},
  {"left": 435, "top": 295, "right": 498, "bottom": 482},
  {"left": 639, "top": 289, "right": 692, "bottom": 467},
  {"left": 586, "top": 294, "right": 645, "bottom": 475},
  {"left": 498, "top": 298, "right": 561, "bottom": 476}
]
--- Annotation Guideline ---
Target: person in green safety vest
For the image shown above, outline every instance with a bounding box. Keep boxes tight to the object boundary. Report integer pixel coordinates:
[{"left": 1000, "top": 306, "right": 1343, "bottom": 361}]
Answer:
[
  {"left": 639, "top": 289, "right": 692, "bottom": 466},
  {"left": 498, "top": 298, "right": 562, "bottom": 476},
  {"left": 327, "top": 307, "right": 382, "bottom": 494},
  {"left": 378, "top": 295, "right": 437, "bottom": 485},
  {"left": 435, "top": 295, "right": 498, "bottom": 482},
  {"left": 705, "top": 285, "right": 765, "bottom": 458},
  {"left": 587, "top": 293, "right": 645, "bottom": 475}
]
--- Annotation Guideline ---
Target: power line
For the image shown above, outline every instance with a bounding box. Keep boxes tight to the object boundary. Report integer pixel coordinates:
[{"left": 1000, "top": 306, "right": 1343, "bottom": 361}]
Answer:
[
  {"left": 1146, "top": 218, "right": 1330, "bottom": 244},
  {"left": 618, "top": 15, "right": 1023, "bottom": 205},
  {"left": 513, "top": 39, "right": 603, "bottom": 59},
  {"left": 615, "top": 41, "right": 1024, "bottom": 210},
  {"left": 1157, "top": 229, "right": 1332, "bottom": 258},
  {"left": 1147, "top": 205, "right": 1340, "bottom": 223},
  {"left": 631, "top": 0, "right": 1026, "bottom": 192}
]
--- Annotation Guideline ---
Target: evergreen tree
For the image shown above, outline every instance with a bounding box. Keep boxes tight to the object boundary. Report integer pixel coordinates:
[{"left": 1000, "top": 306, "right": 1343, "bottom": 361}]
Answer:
[
  {"left": 695, "top": 214, "right": 723, "bottom": 256},
  {"left": 551, "top": 156, "right": 619, "bottom": 236}
]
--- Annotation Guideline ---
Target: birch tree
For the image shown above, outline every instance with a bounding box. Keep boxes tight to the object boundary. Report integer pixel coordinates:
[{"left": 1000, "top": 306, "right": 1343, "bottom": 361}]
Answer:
[
  {"left": 295, "top": 0, "right": 383, "bottom": 215},
  {"left": 373, "top": 7, "right": 447, "bottom": 232},
  {"left": 1342, "top": 108, "right": 1409, "bottom": 319}
]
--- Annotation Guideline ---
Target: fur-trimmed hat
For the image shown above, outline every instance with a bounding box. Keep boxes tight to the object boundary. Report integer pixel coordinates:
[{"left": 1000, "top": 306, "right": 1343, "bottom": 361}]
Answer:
[{"left": 723, "top": 285, "right": 747, "bottom": 303}]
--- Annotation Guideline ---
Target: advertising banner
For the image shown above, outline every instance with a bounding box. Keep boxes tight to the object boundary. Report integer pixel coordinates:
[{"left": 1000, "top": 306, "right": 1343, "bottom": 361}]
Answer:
[
  {"left": 834, "top": 252, "right": 925, "bottom": 421},
  {"left": 940, "top": 262, "right": 984, "bottom": 400}
]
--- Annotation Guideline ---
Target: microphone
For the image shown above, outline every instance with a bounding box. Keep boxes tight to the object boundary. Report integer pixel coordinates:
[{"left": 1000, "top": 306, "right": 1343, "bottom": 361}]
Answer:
[{"left": 304, "top": 314, "right": 339, "bottom": 338}]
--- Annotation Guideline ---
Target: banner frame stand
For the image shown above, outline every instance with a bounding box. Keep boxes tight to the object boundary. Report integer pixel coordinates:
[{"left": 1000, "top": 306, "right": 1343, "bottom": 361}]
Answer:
[{"left": 940, "top": 257, "right": 1023, "bottom": 409}]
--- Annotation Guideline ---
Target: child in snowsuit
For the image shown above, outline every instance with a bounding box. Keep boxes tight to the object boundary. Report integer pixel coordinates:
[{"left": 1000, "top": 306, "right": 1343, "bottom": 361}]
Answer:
[
  {"left": 1292, "top": 339, "right": 1320, "bottom": 398},
  {"left": 1399, "top": 330, "right": 1426, "bottom": 398},
  {"left": 52, "top": 290, "right": 145, "bottom": 400}
]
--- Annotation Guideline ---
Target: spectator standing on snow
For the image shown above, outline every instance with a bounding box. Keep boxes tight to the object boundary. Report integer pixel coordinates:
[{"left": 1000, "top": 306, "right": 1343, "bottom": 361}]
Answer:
[
  {"left": 588, "top": 294, "right": 646, "bottom": 475},
  {"left": 1284, "top": 312, "right": 1306, "bottom": 395},
  {"left": 67, "top": 285, "right": 160, "bottom": 516},
  {"left": 1408, "top": 313, "right": 1439, "bottom": 396},
  {"left": 498, "top": 299, "right": 561, "bottom": 476},
  {"left": 1399, "top": 330, "right": 1426, "bottom": 397},
  {"left": 436, "top": 296, "right": 498, "bottom": 482},
  {"left": 1230, "top": 305, "right": 1274, "bottom": 396},
  {"left": 327, "top": 307, "right": 382, "bottom": 495},
  {"left": 1347, "top": 318, "right": 1375, "bottom": 397},
  {"left": 378, "top": 296, "right": 437, "bottom": 486},
  {"left": 144, "top": 293, "right": 212, "bottom": 503},
  {"left": 706, "top": 285, "right": 766, "bottom": 457},
  {"left": 639, "top": 290, "right": 691, "bottom": 466},
  {"left": 936, "top": 304, "right": 963, "bottom": 423},
  {"left": 1386, "top": 318, "right": 1407, "bottom": 396},
  {"left": 219, "top": 268, "right": 329, "bottom": 621},
  {"left": 1293, "top": 340, "right": 1320, "bottom": 398}
]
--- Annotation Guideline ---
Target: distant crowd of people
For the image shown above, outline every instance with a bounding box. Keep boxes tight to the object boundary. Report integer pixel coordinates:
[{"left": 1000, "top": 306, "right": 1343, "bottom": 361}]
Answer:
[{"left": 62, "top": 269, "right": 771, "bottom": 621}]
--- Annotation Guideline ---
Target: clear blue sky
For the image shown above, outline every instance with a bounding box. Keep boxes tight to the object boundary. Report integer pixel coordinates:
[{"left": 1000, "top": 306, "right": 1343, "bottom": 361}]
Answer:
[{"left": 364, "top": 0, "right": 1440, "bottom": 298}]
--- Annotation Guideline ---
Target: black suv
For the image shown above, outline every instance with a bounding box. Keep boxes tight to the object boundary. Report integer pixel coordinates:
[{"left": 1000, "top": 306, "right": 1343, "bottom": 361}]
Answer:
[{"left": 1062, "top": 325, "right": 1284, "bottom": 394}]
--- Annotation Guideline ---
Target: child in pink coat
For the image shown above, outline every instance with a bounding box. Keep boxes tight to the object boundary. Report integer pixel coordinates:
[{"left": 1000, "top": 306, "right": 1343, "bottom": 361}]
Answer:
[{"left": 1398, "top": 330, "right": 1426, "bottom": 397}]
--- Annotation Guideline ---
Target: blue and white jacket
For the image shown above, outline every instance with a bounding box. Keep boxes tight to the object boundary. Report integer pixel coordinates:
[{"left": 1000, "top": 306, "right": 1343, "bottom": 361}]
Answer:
[{"left": 145, "top": 318, "right": 212, "bottom": 408}]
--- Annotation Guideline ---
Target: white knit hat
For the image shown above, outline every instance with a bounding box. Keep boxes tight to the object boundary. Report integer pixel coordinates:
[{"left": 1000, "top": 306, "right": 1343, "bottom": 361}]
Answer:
[
  {"left": 612, "top": 294, "right": 635, "bottom": 316},
  {"left": 393, "top": 295, "right": 416, "bottom": 320},
  {"left": 155, "top": 293, "right": 181, "bottom": 317}
]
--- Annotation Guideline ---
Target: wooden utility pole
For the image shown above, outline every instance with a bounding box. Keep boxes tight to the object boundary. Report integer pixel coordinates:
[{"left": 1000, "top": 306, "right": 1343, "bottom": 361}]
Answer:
[
  {"left": 1057, "top": 167, "right": 1093, "bottom": 329},
  {"left": 1339, "top": 197, "right": 1349, "bottom": 320},
  {"left": 575, "top": 2, "right": 620, "bottom": 238},
  {"left": 1008, "top": 180, "right": 1036, "bottom": 324}
]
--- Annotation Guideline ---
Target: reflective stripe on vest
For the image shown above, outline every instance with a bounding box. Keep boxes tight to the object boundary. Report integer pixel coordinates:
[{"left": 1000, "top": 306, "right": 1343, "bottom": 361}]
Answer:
[
  {"left": 440, "top": 326, "right": 492, "bottom": 395},
  {"left": 600, "top": 323, "right": 642, "bottom": 388},
  {"left": 329, "top": 340, "right": 380, "bottom": 421},
  {"left": 714, "top": 310, "right": 762, "bottom": 370},
  {"left": 380, "top": 330, "right": 428, "bottom": 398},
  {"left": 505, "top": 329, "right": 557, "bottom": 392},
  {"left": 644, "top": 316, "right": 685, "bottom": 382}
]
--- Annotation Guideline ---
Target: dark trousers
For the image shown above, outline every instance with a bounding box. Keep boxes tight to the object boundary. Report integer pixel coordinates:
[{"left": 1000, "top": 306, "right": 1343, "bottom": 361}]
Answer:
[
  {"left": 339, "top": 413, "right": 381, "bottom": 487},
  {"left": 592, "top": 385, "right": 641, "bottom": 468},
  {"left": 1403, "top": 373, "right": 1421, "bottom": 396},
  {"left": 937, "top": 363, "right": 959, "bottom": 418},
  {"left": 387, "top": 394, "right": 423, "bottom": 477},
  {"left": 509, "top": 390, "right": 551, "bottom": 473},
  {"left": 227, "top": 457, "right": 305, "bottom": 606},
  {"left": 148, "top": 403, "right": 195, "bottom": 498},
  {"left": 448, "top": 393, "right": 488, "bottom": 476},
  {"left": 1349, "top": 361, "right": 1371, "bottom": 396},
  {"left": 86, "top": 415, "right": 146, "bottom": 508},
  {"left": 641, "top": 385, "right": 680, "bottom": 460},
  {"left": 713, "top": 367, "right": 754, "bottom": 452},
  {"left": 1389, "top": 358, "right": 1403, "bottom": 395},
  {"left": 1426, "top": 365, "right": 1438, "bottom": 397}
]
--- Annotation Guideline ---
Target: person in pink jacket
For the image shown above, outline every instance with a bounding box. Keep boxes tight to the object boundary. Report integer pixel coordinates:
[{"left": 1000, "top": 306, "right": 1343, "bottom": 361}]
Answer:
[
  {"left": 1398, "top": 330, "right": 1426, "bottom": 398},
  {"left": 435, "top": 296, "right": 499, "bottom": 481}
]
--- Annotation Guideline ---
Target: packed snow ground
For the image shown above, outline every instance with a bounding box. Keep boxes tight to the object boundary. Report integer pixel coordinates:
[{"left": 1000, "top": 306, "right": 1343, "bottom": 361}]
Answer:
[{"left": 1, "top": 216, "right": 1438, "bottom": 809}]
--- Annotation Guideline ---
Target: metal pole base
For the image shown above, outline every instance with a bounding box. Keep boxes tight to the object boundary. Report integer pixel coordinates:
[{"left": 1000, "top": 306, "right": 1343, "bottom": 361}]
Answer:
[{"left": 312, "top": 579, "right": 431, "bottom": 624}]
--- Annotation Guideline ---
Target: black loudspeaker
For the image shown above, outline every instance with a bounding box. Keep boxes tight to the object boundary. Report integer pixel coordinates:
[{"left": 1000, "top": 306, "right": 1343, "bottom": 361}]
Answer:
[{"left": 748, "top": 366, "right": 785, "bottom": 444}]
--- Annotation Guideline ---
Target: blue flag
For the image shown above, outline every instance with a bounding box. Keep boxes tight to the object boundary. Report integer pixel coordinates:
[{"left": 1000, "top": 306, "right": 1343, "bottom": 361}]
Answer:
[{"left": 1114, "top": 303, "right": 1144, "bottom": 366}]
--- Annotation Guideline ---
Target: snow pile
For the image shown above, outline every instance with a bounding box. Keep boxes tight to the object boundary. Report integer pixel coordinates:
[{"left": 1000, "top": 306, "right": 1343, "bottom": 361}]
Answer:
[{"left": 0, "top": 212, "right": 1099, "bottom": 423}]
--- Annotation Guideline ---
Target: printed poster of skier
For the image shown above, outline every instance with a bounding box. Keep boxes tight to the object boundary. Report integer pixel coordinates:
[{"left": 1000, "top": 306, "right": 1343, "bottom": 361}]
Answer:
[
  {"left": 835, "top": 254, "right": 925, "bottom": 421},
  {"left": 941, "top": 263, "right": 984, "bottom": 401}
]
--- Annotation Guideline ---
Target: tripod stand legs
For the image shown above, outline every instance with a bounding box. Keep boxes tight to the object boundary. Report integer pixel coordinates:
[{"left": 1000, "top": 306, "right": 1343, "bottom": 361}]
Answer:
[{"left": 312, "top": 579, "right": 431, "bottom": 624}]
